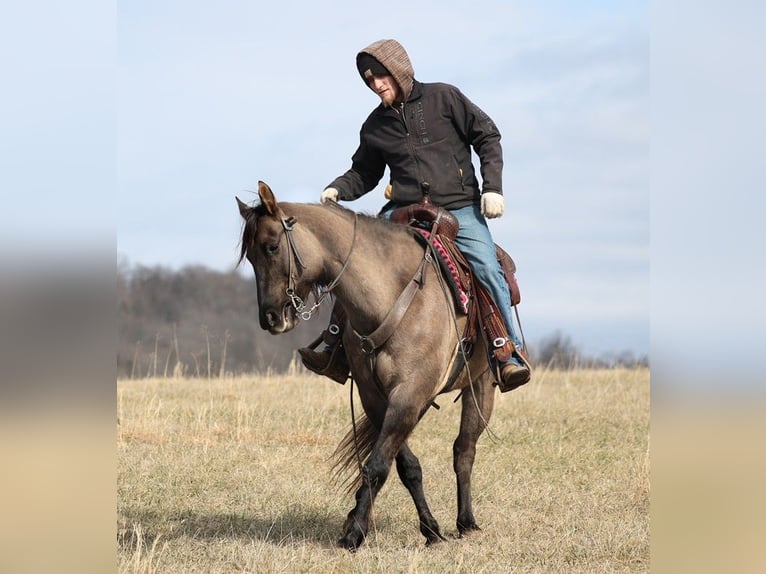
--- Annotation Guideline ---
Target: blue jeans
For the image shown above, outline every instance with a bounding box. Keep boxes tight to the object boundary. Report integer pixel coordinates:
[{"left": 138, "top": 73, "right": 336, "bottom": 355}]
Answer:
[{"left": 382, "top": 203, "right": 523, "bottom": 361}]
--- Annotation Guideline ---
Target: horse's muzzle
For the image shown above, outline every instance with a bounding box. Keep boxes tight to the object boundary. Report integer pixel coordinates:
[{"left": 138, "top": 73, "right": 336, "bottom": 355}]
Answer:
[{"left": 260, "top": 301, "right": 296, "bottom": 334}]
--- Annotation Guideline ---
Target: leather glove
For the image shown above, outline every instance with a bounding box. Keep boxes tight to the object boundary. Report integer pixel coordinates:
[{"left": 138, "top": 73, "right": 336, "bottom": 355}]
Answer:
[
  {"left": 320, "top": 187, "right": 339, "bottom": 203},
  {"left": 480, "top": 191, "right": 504, "bottom": 218}
]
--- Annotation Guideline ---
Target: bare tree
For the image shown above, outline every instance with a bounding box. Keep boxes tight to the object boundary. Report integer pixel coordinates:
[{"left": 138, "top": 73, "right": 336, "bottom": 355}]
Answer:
[{"left": 535, "top": 330, "right": 581, "bottom": 369}]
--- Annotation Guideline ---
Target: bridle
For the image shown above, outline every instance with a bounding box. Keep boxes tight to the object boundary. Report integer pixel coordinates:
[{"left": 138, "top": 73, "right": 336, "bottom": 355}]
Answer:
[{"left": 278, "top": 210, "right": 358, "bottom": 321}]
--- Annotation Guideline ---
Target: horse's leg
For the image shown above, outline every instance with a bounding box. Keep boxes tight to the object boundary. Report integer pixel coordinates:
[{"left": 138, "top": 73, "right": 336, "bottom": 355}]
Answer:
[
  {"left": 453, "top": 372, "right": 495, "bottom": 536},
  {"left": 337, "top": 396, "right": 425, "bottom": 551},
  {"left": 396, "top": 441, "right": 445, "bottom": 545}
]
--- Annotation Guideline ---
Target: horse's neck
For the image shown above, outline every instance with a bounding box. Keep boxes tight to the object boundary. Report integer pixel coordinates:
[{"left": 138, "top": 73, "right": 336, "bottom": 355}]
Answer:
[{"left": 307, "top": 208, "right": 422, "bottom": 330}]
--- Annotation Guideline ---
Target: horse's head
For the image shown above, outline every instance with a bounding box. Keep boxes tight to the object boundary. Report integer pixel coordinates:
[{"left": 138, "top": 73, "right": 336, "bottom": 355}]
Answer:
[{"left": 236, "top": 181, "right": 314, "bottom": 334}]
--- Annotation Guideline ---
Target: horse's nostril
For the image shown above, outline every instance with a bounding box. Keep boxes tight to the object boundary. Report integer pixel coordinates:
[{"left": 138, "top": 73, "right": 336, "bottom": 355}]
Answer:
[{"left": 266, "top": 311, "right": 278, "bottom": 327}]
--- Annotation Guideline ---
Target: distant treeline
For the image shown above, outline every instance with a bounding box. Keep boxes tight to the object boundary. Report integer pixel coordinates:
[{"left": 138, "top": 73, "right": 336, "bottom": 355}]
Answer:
[{"left": 117, "top": 262, "right": 647, "bottom": 379}]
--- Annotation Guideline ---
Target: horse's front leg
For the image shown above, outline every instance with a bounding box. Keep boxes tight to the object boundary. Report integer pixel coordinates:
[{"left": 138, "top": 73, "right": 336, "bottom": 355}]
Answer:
[
  {"left": 453, "top": 373, "right": 495, "bottom": 536},
  {"left": 338, "top": 458, "right": 387, "bottom": 551},
  {"left": 337, "top": 398, "right": 422, "bottom": 551}
]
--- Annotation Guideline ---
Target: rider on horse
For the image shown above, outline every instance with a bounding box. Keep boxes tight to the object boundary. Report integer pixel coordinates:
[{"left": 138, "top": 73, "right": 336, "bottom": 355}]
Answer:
[{"left": 300, "top": 38, "right": 531, "bottom": 392}]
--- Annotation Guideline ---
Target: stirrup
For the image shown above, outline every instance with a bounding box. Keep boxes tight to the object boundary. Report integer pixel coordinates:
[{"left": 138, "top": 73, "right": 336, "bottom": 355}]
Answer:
[{"left": 298, "top": 335, "right": 350, "bottom": 385}]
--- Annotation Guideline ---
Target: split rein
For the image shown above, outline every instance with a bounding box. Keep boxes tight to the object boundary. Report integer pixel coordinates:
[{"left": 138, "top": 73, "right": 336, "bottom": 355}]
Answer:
[{"left": 280, "top": 211, "right": 358, "bottom": 321}]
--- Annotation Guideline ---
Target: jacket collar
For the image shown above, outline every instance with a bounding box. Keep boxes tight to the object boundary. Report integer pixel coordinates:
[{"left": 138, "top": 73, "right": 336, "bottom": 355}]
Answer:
[
  {"left": 373, "top": 80, "right": 424, "bottom": 117},
  {"left": 406, "top": 80, "right": 423, "bottom": 102}
]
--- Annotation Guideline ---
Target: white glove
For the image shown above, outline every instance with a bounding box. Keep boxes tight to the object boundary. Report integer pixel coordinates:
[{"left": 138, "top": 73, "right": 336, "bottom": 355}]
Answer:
[
  {"left": 320, "top": 187, "right": 339, "bottom": 203},
  {"left": 480, "top": 191, "right": 504, "bottom": 218}
]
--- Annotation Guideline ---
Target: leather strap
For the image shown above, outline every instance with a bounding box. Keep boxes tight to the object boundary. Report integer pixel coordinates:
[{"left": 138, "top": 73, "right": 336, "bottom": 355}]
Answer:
[
  {"left": 353, "top": 255, "right": 429, "bottom": 354},
  {"left": 280, "top": 215, "right": 306, "bottom": 270}
]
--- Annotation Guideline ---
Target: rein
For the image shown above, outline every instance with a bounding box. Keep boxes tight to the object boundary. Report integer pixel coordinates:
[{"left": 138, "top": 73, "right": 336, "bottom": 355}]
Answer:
[{"left": 282, "top": 211, "right": 358, "bottom": 321}]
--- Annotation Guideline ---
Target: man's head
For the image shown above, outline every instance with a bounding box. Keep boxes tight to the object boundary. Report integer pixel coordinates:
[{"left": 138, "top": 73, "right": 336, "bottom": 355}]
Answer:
[
  {"left": 356, "top": 53, "right": 400, "bottom": 107},
  {"left": 355, "top": 39, "right": 414, "bottom": 107},
  {"left": 356, "top": 52, "right": 390, "bottom": 82}
]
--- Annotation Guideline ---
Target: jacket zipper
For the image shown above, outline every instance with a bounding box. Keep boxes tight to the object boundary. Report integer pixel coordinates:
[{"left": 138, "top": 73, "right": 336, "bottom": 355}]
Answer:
[
  {"left": 398, "top": 102, "right": 427, "bottom": 195},
  {"left": 397, "top": 102, "right": 409, "bottom": 134}
]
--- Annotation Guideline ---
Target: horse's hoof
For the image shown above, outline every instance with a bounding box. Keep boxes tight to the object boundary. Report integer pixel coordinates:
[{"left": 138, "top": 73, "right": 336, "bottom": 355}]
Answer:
[
  {"left": 336, "top": 533, "right": 364, "bottom": 552},
  {"left": 421, "top": 522, "right": 447, "bottom": 547}
]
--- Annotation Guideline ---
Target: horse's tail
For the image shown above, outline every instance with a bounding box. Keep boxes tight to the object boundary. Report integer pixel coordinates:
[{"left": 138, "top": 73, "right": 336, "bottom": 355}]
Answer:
[{"left": 331, "top": 414, "right": 379, "bottom": 494}]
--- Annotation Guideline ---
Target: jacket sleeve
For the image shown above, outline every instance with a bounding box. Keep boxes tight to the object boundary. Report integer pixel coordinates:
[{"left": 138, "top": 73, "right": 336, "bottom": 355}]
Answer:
[
  {"left": 327, "top": 125, "right": 387, "bottom": 201},
  {"left": 451, "top": 88, "right": 504, "bottom": 195}
]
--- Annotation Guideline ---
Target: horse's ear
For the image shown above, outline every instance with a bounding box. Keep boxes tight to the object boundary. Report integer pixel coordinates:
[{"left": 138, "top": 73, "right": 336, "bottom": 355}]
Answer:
[
  {"left": 258, "top": 181, "right": 278, "bottom": 216},
  {"left": 236, "top": 196, "right": 251, "bottom": 219}
]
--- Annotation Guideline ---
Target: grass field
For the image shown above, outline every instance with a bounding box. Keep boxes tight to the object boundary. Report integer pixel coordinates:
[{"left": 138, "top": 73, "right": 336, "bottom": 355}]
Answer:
[{"left": 117, "top": 367, "right": 649, "bottom": 573}]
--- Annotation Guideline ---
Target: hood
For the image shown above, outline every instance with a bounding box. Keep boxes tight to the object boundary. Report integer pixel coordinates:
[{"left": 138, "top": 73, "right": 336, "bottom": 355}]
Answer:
[{"left": 357, "top": 39, "right": 415, "bottom": 101}]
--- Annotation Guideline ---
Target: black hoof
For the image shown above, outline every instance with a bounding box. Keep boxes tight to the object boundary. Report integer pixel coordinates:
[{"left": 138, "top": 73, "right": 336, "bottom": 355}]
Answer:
[
  {"left": 425, "top": 535, "right": 446, "bottom": 547},
  {"left": 336, "top": 532, "right": 365, "bottom": 552}
]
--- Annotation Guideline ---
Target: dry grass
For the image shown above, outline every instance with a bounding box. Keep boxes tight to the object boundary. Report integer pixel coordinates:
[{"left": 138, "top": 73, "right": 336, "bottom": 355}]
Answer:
[{"left": 117, "top": 367, "right": 649, "bottom": 573}]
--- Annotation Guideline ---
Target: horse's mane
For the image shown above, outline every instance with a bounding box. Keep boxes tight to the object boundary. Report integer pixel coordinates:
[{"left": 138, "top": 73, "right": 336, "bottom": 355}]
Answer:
[
  {"left": 323, "top": 201, "right": 401, "bottom": 230},
  {"left": 323, "top": 201, "right": 422, "bottom": 243},
  {"left": 238, "top": 200, "right": 416, "bottom": 266}
]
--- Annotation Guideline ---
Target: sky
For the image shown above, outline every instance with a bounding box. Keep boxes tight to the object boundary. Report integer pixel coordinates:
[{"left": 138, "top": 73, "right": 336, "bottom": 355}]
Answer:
[
  {"left": 2, "top": 1, "right": 764, "bottom": 376},
  {"left": 111, "top": 1, "right": 650, "bottom": 360}
]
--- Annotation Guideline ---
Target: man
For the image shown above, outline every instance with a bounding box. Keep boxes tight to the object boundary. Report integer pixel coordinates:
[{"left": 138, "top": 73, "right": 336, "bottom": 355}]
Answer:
[{"left": 300, "top": 38, "right": 530, "bottom": 391}]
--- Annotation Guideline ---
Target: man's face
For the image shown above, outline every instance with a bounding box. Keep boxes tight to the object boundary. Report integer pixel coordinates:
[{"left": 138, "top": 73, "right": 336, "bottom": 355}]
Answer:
[{"left": 368, "top": 75, "right": 400, "bottom": 107}]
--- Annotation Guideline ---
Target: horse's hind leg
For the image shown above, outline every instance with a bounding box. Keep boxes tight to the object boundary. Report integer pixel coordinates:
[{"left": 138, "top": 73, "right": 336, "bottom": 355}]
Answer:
[
  {"left": 453, "top": 373, "right": 496, "bottom": 536},
  {"left": 396, "top": 442, "right": 445, "bottom": 545}
]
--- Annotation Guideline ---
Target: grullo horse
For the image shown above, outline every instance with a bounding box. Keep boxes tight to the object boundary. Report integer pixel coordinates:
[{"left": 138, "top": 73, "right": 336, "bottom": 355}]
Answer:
[{"left": 237, "top": 181, "right": 497, "bottom": 551}]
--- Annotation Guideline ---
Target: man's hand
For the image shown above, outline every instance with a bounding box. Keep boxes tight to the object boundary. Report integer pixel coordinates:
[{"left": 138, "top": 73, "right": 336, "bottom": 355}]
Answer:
[
  {"left": 480, "top": 192, "right": 504, "bottom": 218},
  {"left": 320, "top": 187, "right": 339, "bottom": 203}
]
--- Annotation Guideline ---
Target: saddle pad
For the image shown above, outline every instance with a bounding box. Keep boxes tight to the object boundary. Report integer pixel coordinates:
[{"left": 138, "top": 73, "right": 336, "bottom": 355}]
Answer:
[{"left": 413, "top": 229, "right": 469, "bottom": 314}]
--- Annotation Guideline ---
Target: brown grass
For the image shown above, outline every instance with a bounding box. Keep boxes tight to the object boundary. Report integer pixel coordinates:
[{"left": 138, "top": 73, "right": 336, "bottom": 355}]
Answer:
[{"left": 117, "top": 367, "right": 649, "bottom": 573}]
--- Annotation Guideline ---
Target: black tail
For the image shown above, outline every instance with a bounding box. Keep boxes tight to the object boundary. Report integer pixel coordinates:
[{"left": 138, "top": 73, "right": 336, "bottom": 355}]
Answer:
[{"left": 331, "top": 414, "right": 379, "bottom": 494}]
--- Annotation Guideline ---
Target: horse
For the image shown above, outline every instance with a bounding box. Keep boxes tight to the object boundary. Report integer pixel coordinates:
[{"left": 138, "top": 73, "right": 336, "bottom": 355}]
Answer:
[{"left": 236, "top": 181, "right": 497, "bottom": 551}]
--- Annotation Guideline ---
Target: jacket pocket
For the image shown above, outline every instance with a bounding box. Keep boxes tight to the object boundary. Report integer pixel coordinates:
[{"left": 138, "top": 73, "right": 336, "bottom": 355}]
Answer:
[{"left": 453, "top": 157, "right": 465, "bottom": 191}]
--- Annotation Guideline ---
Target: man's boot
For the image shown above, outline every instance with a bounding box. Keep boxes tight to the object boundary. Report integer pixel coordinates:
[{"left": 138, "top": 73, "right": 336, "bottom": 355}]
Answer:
[
  {"left": 499, "top": 349, "right": 531, "bottom": 392},
  {"left": 476, "top": 283, "right": 532, "bottom": 392},
  {"left": 298, "top": 305, "right": 350, "bottom": 384}
]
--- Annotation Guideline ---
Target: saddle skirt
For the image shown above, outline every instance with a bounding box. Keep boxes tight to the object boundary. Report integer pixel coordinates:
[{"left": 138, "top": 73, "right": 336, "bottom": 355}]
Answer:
[
  {"left": 411, "top": 228, "right": 521, "bottom": 313},
  {"left": 412, "top": 229, "right": 470, "bottom": 314}
]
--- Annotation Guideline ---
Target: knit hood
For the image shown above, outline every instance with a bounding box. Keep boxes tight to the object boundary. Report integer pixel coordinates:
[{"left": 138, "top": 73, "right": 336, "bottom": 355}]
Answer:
[{"left": 357, "top": 39, "right": 415, "bottom": 101}]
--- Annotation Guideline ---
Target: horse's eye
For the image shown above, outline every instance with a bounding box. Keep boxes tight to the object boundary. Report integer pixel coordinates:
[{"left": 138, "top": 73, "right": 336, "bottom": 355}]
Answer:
[{"left": 266, "top": 243, "right": 279, "bottom": 256}]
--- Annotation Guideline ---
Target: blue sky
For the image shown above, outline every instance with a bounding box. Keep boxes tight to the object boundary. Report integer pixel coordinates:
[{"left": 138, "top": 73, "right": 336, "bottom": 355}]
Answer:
[
  {"left": 1, "top": 0, "right": 764, "bottom": 381},
  {"left": 0, "top": 1, "right": 649, "bottom": 359},
  {"left": 113, "top": 1, "right": 649, "bottom": 359}
]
